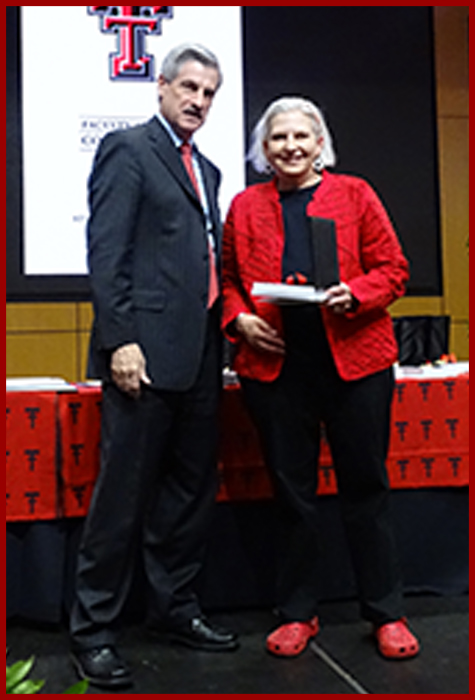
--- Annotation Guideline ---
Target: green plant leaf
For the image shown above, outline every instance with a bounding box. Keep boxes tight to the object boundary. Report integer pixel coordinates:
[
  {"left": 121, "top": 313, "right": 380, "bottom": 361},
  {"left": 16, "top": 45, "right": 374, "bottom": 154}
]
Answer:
[
  {"left": 6, "top": 652, "right": 88, "bottom": 694},
  {"left": 63, "top": 679, "right": 89, "bottom": 694},
  {"left": 8, "top": 678, "right": 45, "bottom": 694},
  {"left": 6, "top": 658, "right": 37, "bottom": 692}
]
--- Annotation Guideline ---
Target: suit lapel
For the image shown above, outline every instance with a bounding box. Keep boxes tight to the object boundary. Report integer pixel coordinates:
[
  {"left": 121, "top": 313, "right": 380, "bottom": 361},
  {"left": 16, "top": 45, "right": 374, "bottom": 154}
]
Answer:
[
  {"left": 146, "top": 117, "right": 221, "bottom": 254},
  {"left": 197, "top": 154, "right": 220, "bottom": 227},
  {"left": 146, "top": 117, "right": 201, "bottom": 205}
]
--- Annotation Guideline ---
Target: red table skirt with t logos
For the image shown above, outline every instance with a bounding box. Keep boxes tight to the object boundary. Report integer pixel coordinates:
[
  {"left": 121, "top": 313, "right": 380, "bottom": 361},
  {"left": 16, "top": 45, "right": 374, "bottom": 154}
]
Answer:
[{"left": 6, "top": 367, "right": 469, "bottom": 521}]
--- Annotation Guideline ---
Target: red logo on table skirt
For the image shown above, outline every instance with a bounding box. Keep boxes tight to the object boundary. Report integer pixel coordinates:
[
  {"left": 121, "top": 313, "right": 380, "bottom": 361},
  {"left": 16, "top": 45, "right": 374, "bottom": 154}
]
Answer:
[
  {"left": 24, "top": 406, "right": 41, "bottom": 428},
  {"left": 6, "top": 392, "right": 58, "bottom": 521},
  {"left": 89, "top": 6, "right": 173, "bottom": 80}
]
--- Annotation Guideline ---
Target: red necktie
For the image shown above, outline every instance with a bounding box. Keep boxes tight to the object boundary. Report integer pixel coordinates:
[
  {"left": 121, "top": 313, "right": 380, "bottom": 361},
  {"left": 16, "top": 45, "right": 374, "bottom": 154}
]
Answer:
[{"left": 180, "top": 142, "right": 219, "bottom": 309}]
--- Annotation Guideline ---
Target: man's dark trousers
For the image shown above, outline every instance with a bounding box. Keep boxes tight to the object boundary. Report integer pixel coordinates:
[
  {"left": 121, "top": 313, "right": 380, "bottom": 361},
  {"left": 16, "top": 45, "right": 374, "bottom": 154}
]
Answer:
[{"left": 70, "top": 307, "right": 222, "bottom": 651}]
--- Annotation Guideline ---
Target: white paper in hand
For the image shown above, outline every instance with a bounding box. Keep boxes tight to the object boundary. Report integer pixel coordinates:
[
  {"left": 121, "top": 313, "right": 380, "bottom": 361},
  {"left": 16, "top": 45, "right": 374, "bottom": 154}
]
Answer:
[{"left": 251, "top": 282, "right": 329, "bottom": 304}]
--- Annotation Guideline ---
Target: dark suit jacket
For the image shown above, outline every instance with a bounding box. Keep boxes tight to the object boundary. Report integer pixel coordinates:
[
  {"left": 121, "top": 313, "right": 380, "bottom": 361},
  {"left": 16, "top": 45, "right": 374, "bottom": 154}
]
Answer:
[{"left": 86, "top": 116, "right": 222, "bottom": 390}]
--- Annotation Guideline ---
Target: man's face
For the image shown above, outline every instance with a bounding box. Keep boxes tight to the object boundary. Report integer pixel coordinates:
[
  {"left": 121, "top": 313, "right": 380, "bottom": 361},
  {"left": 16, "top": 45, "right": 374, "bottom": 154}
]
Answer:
[{"left": 158, "top": 60, "right": 220, "bottom": 141}]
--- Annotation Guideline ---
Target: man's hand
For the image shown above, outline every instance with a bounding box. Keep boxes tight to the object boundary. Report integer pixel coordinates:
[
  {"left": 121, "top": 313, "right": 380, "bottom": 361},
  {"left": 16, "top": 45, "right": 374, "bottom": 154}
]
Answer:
[
  {"left": 235, "top": 314, "right": 286, "bottom": 355},
  {"left": 110, "top": 343, "right": 151, "bottom": 398}
]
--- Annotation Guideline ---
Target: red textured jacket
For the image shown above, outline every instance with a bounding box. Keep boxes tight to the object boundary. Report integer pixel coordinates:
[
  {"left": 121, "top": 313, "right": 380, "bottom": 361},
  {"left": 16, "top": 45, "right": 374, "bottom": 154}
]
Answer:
[{"left": 222, "top": 171, "right": 409, "bottom": 382}]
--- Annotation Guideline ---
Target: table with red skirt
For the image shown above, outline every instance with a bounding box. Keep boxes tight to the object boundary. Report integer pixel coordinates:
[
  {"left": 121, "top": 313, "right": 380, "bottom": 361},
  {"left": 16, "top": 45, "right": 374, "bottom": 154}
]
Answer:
[{"left": 6, "top": 366, "right": 469, "bottom": 622}]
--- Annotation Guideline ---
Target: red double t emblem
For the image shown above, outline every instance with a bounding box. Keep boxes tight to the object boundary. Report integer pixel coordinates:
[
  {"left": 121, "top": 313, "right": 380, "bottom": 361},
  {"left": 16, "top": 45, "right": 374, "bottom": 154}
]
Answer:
[{"left": 89, "top": 6, "right": 173, "bottom": 80}]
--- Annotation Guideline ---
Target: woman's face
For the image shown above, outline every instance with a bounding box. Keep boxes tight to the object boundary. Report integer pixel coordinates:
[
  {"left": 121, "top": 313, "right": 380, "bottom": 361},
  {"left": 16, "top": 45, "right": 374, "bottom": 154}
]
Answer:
[{"left": 263, "top": 110, "right": 324, "bottom": 190}]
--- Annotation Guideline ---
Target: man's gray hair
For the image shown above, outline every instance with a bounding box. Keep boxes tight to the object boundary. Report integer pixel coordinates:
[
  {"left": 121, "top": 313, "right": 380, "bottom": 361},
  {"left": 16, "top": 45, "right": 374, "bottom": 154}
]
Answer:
[
  {"left": 247, "top": 96, "right": 337, "bottom": 174},
  {"left": 160, "top": 43, "right": 223, "bottom": 88}
]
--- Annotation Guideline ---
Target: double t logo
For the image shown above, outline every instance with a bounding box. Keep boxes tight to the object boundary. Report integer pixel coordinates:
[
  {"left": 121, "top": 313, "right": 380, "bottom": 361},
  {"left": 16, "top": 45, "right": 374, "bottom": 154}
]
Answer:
[{"left": 89, "top": 6, "right": 173, "bottom": 80}]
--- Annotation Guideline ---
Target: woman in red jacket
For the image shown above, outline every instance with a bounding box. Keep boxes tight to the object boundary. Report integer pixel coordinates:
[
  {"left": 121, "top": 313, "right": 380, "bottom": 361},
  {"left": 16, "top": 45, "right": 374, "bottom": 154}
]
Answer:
[{"left": 222, "top": 97, "right": 420, "bottom": 659}]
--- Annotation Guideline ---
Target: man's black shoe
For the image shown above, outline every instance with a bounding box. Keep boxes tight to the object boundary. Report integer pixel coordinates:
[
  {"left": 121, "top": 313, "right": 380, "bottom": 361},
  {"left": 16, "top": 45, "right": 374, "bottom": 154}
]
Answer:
[
  {"left": 71, "top": 645, "right": 133, "bottom": 689},
  {"left": 153, "top": 616, "right": 239, "bottom": 651}
]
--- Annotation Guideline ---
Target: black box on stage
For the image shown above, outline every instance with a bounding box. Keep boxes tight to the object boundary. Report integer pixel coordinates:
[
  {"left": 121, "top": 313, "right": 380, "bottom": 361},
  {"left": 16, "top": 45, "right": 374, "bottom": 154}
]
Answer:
[
  {"left": 392, "top": 315, "right": 450, "bottom": 365},
  {"left": 308, "top": 216, "right": 340, "bottom": 289}
]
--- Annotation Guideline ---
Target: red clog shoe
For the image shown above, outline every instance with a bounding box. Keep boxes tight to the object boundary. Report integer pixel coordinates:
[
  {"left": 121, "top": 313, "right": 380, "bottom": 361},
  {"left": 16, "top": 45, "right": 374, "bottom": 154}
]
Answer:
[
  {"left": 374, "top": 618, "right": 420, "bottom": 659},
  {"left": 266, "top": 617, "right": 319, "bottom": 657}
]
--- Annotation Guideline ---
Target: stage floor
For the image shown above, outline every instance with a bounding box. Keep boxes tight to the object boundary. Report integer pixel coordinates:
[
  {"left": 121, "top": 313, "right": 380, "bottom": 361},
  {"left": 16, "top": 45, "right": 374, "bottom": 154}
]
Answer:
[{"left": 6, "top": 593, "right": 468, "bottom": 694}]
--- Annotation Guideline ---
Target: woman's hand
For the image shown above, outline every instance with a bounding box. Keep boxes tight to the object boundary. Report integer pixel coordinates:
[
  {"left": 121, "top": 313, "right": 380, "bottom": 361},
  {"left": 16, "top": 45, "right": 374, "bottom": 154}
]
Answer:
[
  {"left": 323, "top": 282, "right": 357, "bottom": 315},
  {"left": 235, "top": 313, "right": 286, "bottom": 355}
]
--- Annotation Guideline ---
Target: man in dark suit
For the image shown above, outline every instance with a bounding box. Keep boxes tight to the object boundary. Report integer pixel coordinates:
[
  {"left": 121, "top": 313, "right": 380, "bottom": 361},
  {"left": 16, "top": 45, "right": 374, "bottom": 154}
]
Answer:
[{"left": 69, "top": 43, "right": 238, "bottom": 690}]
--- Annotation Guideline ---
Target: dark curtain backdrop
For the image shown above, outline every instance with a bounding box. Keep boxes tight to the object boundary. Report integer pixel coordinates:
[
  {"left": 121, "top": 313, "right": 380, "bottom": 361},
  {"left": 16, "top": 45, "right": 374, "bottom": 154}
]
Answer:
[{"left": 242, "top": 6, "right": 441, "bottom": 297}]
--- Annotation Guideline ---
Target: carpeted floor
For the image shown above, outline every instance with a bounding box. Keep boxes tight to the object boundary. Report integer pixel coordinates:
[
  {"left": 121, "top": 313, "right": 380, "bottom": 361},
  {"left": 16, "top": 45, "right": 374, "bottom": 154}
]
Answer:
[{"left": 6, "top": 594, "right": 468, "bottom": 694}]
